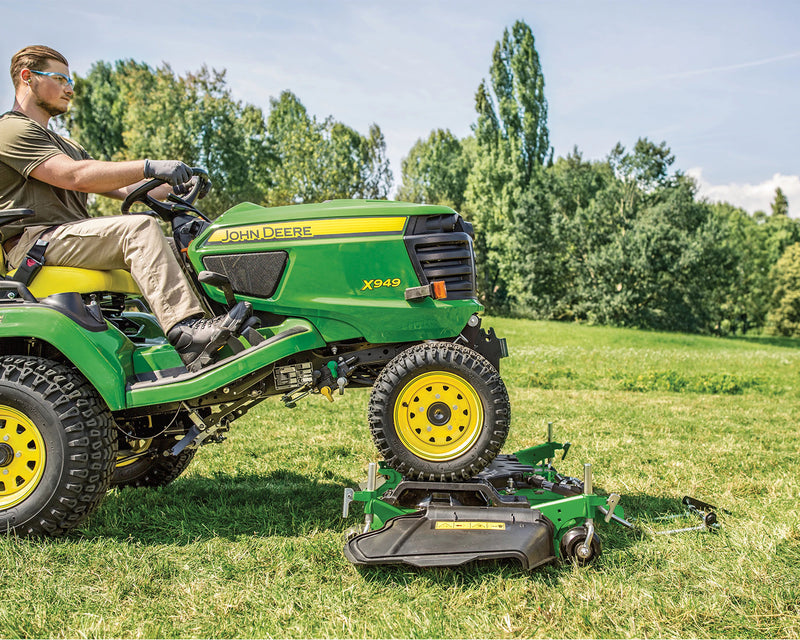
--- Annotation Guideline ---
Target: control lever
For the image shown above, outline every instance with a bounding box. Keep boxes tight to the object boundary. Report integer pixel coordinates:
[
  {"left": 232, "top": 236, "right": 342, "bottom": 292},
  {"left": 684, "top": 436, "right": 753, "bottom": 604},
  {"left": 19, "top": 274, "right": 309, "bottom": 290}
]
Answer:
[
  {"left": 604, "top": 494, "right": 621, "bottom": 523},
  {"left": 198, "top": 270, "right": 236, "bottom": 307}
]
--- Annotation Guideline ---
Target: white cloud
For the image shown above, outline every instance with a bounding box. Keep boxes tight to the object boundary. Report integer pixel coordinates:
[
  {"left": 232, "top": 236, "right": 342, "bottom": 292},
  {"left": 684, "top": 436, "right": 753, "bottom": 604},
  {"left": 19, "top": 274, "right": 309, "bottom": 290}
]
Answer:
[{"left": 687, "top": 168, "right": 800, "bottom": 217}]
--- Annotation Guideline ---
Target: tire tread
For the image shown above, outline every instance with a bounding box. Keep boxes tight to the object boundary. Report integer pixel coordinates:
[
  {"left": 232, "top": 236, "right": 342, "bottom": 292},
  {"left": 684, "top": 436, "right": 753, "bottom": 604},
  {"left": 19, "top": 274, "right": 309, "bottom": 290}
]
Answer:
[
  {"left": 368, "top": 342, "right": 510, "bottom": 481},
  {"left": 0, "top": 356, "right": 117, "bottom": 537}
]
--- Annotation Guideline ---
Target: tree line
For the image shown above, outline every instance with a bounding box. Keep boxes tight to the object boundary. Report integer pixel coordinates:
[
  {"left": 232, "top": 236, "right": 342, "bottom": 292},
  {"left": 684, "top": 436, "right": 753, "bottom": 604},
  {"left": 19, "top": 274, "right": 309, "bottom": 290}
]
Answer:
[
  {"left": 63, "top": 21, "right": 800, "bottom": 337},
  {"left": 65, "top": 61, "right": 391, "bottom": 217}
]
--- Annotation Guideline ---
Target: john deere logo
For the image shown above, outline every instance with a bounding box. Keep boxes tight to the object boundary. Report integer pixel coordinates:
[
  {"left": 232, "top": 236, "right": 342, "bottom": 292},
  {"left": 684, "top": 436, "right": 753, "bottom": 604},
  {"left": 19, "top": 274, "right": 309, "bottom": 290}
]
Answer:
[
  {"left": 207, "top": 217, "right": 407, "bottom": 244},
  {"left": 214, "top": 225, "right": 312, "bottom": 243}
]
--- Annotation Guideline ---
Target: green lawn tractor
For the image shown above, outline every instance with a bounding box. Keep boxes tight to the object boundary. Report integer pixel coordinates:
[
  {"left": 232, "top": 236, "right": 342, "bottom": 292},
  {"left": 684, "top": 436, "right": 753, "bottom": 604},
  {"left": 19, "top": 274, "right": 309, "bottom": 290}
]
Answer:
[
  {"left": 0, "top": 171, "right": 626, "bottom": 570},
  {"left": 0, "top": 170, "right": 510, "bottom": 537}
]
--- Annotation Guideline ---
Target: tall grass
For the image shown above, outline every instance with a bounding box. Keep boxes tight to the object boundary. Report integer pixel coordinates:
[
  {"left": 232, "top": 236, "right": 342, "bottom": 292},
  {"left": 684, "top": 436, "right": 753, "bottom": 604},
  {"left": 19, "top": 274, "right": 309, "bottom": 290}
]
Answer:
[{"left": 0, "top": 318, "right": 798, "bottom": 638}]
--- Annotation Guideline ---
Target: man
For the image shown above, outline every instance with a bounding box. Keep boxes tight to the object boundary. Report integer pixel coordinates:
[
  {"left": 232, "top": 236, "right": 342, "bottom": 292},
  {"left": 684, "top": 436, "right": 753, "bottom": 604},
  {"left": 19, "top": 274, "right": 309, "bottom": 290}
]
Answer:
[{"left": 0, "top": 45, "right": 250, "bottom": 371}]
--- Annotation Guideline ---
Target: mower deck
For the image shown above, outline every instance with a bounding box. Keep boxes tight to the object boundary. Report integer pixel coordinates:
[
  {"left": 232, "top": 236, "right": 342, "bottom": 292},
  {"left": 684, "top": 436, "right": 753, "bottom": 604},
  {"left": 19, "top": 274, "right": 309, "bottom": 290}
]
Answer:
[{"left": 342, "top": 430, "right": 626, "bottom": 570}]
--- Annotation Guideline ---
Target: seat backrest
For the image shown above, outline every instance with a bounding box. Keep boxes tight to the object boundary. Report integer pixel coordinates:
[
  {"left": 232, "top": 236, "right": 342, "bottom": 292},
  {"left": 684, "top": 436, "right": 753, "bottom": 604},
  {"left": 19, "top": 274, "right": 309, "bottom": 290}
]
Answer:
[
  {"left": 0, "top": 209, "right": 36, "bottom": 277},
  {"left": 5, "top": 266, "right": 141, "bottom": 298}
]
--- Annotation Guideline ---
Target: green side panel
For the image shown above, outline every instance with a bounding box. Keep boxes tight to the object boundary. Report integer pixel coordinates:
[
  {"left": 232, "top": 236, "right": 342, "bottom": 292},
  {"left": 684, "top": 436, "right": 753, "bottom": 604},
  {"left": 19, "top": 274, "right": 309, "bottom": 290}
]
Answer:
[
  {"left": 189, "top": 200, "right": 482, "bottom": 343},
  {"left": 0, "top": 305, "right": 133, "bottom": 410},
  {"left": 124, "top": 318, "right": 324, "bottom": 407},
  {"left": 131, "top": 342, "right": 182, "bottom": 374}
]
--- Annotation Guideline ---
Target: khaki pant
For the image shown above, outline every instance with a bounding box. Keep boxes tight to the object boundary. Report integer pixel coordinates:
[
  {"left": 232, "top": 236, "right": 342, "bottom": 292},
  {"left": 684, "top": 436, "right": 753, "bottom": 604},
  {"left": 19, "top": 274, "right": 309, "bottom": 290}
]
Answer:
[{"left": 7, "top": 216, "right": 205, "bottom": 333}]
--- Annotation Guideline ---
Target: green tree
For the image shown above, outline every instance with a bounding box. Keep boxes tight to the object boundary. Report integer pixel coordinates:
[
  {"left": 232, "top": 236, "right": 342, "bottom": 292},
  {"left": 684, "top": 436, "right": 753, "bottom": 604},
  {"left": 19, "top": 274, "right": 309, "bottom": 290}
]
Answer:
[
  {"left": 397, "top": 129, "right": 471, "bottom": 210},
  {"left": 704, "top": 203, "right": 773, "bottom": 334},
  {"left": 503, "top": 167, "right": 568, "bottom": 317},
  {"left": 262, "top": 91, "right": 320, "bottom": 205},
  {"left": 542, "top": 149, "right": 616, "bottom": 319},
  {"left": 575, "top": 175, "right": 720, "bottom": 331},
  {"left": 772, "top": 186, "right": 789, "bottom": 217},
  {"left": 766, "top": 243, "right": 800, "bottom": 336},
  {"left": 265, "top": 91, "right": 392, "bottom": 206},
  {"left": 324, "top": 121, "right": 392, "bottom": 200},
  {"left": 66, "top": 60, "right": 274, "bottom": 217},
  {"left": 518, "top": 140, "right": 759, "bottom": 334},
  {"left": 537, "top": 140, "right": 680, "bottom": 324},
  {"left": 761, "top": 188, "right": 799, "bottom": 265},
  {"left": 465, "top": 19, "right": 551, "bottom": 312}
]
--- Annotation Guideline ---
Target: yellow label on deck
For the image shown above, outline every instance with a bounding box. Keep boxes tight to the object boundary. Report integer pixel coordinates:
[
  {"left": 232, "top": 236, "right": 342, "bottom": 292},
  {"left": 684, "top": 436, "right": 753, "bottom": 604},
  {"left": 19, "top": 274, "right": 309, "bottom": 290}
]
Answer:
[{"left": 434, "top": 521, "right": 506, "bottom": 531}]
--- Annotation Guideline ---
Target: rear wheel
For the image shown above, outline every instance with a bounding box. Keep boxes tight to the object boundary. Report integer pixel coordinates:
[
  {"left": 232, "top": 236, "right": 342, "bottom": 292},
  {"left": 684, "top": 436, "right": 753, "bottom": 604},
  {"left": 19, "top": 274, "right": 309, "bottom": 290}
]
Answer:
[
  {"left": 0, "top": 356, "right": 117, "bottom": 536},
  {"left": 368, "top": 342, "right": 509, "bottom": 481},
  {"left": 112, "top": 434, "right": 195, "bottom": 488}
]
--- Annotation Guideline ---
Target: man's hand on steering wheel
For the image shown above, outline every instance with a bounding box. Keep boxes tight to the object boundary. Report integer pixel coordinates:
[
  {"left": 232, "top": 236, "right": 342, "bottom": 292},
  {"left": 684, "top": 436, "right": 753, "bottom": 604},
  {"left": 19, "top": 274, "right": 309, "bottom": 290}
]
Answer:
[
  {"left": 147, "top": 177, "right": 196, "bottom": 201},
  {"left": 121, "top": 165, "right": 211, "bottom": 223},
  {"left": 140, "top": 159, "right": 195, "bottom": 201},
  {"left": 144, "top": 159, "right": 193, "bottom": 186}
]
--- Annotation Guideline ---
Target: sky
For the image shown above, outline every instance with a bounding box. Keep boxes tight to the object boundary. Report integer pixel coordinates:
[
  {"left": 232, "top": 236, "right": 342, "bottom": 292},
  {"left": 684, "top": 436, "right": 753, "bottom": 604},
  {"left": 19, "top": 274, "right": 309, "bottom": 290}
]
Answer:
[{"left": 2, "top": 0, "right": 799, "bottom": 214}]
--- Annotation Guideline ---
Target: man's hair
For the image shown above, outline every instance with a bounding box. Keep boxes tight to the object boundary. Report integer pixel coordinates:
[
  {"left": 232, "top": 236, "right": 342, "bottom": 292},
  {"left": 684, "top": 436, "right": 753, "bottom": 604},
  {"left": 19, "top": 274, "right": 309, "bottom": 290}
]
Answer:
[{"left": 10, "top": 45, "right": 69, "bottom": 91}]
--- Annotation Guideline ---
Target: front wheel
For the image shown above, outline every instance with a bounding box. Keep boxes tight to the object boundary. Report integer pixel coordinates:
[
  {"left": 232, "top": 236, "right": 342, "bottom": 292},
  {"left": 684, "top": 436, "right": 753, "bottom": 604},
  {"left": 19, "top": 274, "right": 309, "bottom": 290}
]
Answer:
[{"left": 368, "top": 342, "right": 510, "bottom": 481}]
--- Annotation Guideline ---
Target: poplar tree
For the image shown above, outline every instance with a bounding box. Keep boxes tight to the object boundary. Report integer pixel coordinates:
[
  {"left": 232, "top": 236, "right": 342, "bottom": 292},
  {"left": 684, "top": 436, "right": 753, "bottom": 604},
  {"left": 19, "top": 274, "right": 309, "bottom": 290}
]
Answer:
[
  {"left": 772, "top": 187, "right": 789, "bottom": 217},
  {"left": 465, "top": 20, "right": 551, "bottom": 312}
]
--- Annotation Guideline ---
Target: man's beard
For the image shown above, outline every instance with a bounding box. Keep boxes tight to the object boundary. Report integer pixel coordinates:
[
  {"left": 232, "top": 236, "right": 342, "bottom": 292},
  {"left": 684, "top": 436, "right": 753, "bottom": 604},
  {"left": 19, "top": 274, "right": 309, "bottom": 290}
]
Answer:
[{"left": 35, "top": 95, "right": 67, "bottom": 117}]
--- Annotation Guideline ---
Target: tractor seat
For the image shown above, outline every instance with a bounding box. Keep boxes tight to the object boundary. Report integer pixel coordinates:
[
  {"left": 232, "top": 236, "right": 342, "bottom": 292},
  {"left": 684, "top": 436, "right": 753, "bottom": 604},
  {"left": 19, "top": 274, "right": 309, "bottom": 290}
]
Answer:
[{"left": 6, "top": 266, "right": 141, "bottom": 299}]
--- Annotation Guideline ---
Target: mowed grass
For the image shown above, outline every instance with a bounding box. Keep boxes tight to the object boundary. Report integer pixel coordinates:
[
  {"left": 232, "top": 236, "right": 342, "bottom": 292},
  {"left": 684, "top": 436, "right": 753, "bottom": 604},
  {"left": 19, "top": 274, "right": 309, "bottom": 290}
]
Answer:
[{"left": 1, "top": 318, "right": 799, "bottom": 638}]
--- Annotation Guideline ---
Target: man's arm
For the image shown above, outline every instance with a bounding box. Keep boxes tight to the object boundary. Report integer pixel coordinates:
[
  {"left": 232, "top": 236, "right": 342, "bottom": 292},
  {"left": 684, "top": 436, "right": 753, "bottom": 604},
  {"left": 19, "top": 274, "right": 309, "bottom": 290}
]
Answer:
[
  {"left": 30, "top": 155, "right": 191, "bottom": 198},
  {"left": 30, "top": 155, "right": 145, "bottom": 194}
]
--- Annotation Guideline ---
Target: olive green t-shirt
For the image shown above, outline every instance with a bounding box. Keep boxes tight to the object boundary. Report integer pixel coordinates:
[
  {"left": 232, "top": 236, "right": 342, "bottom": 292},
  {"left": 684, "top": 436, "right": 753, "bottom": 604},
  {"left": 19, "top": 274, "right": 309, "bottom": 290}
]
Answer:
[{"left": 0, "top": 111, "right": 91, "bottom": 240}]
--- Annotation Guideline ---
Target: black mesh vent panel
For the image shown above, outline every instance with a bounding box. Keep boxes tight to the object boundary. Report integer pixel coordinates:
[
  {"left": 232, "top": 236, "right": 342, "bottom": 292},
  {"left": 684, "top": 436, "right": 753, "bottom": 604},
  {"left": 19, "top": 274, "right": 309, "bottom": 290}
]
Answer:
[{"left": 202, "top": 251, "right": 288, "bottom": 299}]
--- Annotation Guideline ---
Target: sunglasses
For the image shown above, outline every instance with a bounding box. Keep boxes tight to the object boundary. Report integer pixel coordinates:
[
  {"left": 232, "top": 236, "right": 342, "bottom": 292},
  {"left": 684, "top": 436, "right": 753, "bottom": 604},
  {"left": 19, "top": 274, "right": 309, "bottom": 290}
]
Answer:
[{"left": 29, "top": 70, "right": 74, "bottom": 89}]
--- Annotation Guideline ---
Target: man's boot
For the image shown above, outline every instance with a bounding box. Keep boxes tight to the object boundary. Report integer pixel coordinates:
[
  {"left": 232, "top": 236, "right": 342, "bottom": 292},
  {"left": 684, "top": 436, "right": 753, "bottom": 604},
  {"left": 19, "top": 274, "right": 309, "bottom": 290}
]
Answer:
[{"left": 167, "top": 301, "right": 253, "bottom": 372}]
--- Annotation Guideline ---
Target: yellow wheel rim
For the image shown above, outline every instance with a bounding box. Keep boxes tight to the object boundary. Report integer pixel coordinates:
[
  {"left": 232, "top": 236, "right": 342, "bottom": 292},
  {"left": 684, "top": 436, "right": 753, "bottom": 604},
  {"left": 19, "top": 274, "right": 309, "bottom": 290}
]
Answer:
[
  {"left": 393, "top": 371, "right": 484, "bottom": 461},
  {"left": 0, "top": 405, "right": 47, "bottom": 509},
  {"left": 116, "top": 438, "right": 153, "bottom": 468}
]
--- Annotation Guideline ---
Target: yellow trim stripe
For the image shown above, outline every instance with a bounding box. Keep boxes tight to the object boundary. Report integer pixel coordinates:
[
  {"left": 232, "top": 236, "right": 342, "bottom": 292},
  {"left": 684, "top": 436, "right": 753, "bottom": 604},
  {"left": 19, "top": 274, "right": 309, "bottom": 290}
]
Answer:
[
  {"left": 434, "top": 521, "right": 506, "bottom": 531},
  {"left": 207, "top": 217, "right": 407, "bottom": 244}
]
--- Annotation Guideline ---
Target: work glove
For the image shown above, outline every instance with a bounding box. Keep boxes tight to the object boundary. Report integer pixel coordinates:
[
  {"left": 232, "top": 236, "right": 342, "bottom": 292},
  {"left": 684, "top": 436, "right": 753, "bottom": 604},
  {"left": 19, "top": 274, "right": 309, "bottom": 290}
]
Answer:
[
  {"left": 173, "top": 176, "right": 196, "bottom": 196},
  {"left": 143, "top": 159, "right": 193, "bottom": 187}
]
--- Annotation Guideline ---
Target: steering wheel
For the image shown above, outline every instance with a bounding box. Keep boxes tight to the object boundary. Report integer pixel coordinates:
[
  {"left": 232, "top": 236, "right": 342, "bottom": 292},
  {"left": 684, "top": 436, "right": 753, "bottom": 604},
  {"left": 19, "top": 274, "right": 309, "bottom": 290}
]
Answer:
[{"left": 121, "top": 167, "right": 211, "bottom": 223}]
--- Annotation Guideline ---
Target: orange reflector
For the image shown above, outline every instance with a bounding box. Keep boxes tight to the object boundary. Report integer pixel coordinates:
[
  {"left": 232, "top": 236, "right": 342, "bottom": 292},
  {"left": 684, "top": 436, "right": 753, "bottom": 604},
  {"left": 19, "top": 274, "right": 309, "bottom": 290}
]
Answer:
[{"left": 432, "top": 281, "right": 447, "bottom": 299}]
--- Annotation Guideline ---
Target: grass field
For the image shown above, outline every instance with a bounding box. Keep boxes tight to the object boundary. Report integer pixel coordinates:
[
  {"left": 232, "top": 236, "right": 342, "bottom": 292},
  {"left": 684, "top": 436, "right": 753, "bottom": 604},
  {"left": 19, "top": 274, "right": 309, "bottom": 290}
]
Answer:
[{"left": 1, "top": 317, "right": 799, "bottom": 638}]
